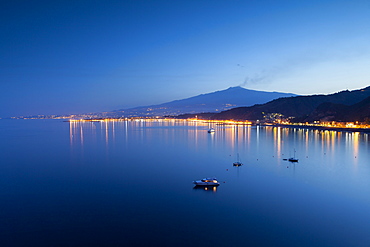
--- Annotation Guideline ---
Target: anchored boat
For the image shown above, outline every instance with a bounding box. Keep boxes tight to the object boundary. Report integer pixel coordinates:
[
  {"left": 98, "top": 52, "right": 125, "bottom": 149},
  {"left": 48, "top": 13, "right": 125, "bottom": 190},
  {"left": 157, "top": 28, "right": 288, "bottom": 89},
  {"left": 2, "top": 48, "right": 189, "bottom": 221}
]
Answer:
[
  {"left": 288, "top": 149, "right": 299, "bottom": 162},
  {"left": 193, "top": 177, "right": 220, "bottom": 186},
  {"left": 233, "top": 153, "right": 243, "bottom": 166}
]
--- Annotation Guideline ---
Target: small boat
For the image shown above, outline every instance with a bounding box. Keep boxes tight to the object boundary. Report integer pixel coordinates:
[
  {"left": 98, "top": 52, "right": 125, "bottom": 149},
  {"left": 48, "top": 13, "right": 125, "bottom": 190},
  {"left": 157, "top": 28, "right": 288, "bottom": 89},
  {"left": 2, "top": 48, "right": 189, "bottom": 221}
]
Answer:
[
  {"left": 193, "top": 177, "right": 220, "bottom": 186},
  {"left": 233, "top": 153, "right": 243, "bottom": 166},
  {"left": 288, "top": 149, "right": 299, "bottom": 162},
  {"left": 208, "top": 128, "right": 215, "bottom": 133},
  {"left": 233, "top": 161, "right": 243, "bottom": 166}
]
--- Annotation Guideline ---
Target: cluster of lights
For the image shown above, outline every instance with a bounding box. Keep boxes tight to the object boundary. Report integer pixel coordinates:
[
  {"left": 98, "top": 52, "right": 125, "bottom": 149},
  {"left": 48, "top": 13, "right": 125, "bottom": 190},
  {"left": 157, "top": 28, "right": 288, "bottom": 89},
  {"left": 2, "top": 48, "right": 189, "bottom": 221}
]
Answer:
[
  {"left": 68, "top": 118, "right": 184, "bottom": 123},
  {"left": 278, "top": 121, "right": 369, "bottom": 129},
  {"left": 187, "top": 118, "right": 252, "bottom": 125},
  {"left": 68, "top": 117, "right": 370, "bottom": 130}
]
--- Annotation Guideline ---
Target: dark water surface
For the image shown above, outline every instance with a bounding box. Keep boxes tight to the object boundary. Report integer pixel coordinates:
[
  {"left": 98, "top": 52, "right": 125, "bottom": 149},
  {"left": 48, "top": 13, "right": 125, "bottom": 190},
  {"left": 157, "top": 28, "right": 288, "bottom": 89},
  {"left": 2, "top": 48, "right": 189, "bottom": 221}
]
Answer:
[{"left": 1, "top": 119, "right": 370, "bottom": 246}]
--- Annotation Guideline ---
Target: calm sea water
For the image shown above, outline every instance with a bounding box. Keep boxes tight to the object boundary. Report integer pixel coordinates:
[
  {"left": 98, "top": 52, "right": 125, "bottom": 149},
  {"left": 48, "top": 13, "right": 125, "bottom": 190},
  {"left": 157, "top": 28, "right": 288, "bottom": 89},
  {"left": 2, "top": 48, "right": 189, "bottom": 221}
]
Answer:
[{"left": 1, "top": 119, "right": 370, "bottom": 246}]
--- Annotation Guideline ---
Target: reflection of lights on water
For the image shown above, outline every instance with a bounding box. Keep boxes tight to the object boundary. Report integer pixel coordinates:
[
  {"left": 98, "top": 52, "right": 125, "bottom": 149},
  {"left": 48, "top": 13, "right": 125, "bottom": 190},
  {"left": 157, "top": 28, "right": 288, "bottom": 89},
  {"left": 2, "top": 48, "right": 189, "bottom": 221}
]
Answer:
[
  {"left": 273, "top": 127, "right": 281, "bottom": 158},
  {"left": 203, "top": 186, "right": 217, "bottom": 192},
  {"left": 193, "top": 185, "right": 218, "bottom": 193},
  {"left": 80, "top": 124, "right": 84, "bottom": 145},
  {"left": 69, "top": 119, "right": 365, "bottom": 164},
  {"left": 352, "top": 132, "right": 360, "bottom": 167}
]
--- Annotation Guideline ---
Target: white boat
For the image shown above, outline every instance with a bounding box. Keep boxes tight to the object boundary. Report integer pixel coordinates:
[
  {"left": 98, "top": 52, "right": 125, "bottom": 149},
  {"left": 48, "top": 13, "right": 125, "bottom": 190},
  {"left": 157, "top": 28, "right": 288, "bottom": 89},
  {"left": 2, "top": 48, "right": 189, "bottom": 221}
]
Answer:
[
  {"left": 193, "top": 177, "right": 220, "bottom": 186},
  {"left": 233, "top": 153, "right": 243, "bottom": 166},
  {"left": 208, "top": 128, "right": 215, "bottom": 133}
]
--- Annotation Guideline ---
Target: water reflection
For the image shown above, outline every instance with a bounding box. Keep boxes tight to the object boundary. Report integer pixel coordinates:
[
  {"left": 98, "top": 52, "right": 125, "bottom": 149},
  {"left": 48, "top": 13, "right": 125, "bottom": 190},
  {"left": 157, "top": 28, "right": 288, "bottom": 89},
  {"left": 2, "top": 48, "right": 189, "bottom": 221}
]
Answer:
[
  {"left": 63, "top": 119, "right": 370, "bottom": 245},
  {"left": 68, "top": 120, "right": 367, "bottom": 171},
  {"left": 5, "top": 119, "right": 370, "bottom": 247},
  {"left": 193, "top": 185, "right": 218, "bottom": 193}
]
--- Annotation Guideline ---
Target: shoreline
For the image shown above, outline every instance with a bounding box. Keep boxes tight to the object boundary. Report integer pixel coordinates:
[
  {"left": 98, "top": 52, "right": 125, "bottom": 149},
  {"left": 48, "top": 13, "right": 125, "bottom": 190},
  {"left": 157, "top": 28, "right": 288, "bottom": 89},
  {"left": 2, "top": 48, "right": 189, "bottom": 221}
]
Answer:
[
  {"left": 262, "top": 123, "right": 370, "bottom": 133},
  {"left": 7, "top": 117, "right": 370, "bottom": 133}
]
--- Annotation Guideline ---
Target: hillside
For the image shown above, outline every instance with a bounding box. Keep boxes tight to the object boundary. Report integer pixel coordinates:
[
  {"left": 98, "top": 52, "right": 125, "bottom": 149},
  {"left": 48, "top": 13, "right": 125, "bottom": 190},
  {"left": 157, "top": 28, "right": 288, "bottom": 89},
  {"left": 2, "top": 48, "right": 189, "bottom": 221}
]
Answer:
[
  {"left": 211, "top": 86, "right": 370, "bottom": 121},
  {"left": 301, "top": 96, "right": 370, "bottom": 122}
]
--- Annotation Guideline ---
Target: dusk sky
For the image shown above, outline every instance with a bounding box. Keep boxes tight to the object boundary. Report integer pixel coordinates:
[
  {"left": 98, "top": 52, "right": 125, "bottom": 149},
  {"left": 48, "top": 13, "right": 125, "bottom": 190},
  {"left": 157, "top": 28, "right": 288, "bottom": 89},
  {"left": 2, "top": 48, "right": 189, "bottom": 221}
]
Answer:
[{"left": 1, "top": 0, "right": 370, "bottom": 117}]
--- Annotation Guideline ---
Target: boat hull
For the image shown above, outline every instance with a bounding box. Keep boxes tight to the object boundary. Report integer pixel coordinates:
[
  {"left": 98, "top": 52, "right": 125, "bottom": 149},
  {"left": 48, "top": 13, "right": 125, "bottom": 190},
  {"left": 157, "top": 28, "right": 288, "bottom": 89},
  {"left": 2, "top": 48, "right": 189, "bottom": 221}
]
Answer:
[{"left": 193, "top": 182, "right": 220, "bottom": 186}]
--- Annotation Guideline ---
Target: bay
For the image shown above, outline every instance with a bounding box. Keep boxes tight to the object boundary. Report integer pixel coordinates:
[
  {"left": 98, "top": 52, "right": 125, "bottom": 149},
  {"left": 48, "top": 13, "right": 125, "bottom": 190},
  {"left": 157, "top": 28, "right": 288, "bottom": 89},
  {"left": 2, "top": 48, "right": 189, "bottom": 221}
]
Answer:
[{"left": 1, "top": 119, "right": 370, "bottom": 246}]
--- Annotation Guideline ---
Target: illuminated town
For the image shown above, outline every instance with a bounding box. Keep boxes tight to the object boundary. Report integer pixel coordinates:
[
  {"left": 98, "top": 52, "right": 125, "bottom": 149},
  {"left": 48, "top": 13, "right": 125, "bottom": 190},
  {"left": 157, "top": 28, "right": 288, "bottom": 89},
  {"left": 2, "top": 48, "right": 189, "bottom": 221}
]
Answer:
[
  {"left": 9, "top": 108, "right": 370, "bottom": 132},
  {"left": 65, "top": 117, "right": 370, "bottom": 131}
]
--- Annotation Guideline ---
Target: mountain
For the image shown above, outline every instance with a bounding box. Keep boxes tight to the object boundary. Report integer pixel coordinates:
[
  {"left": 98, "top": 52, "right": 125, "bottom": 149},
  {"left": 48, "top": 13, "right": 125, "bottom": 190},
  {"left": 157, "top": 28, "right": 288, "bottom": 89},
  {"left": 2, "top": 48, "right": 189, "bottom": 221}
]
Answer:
[
  {"left": 211, "top": 86, "right": 370, "bottom": 122},
  {"left": 109, "top": 86, "right": 297, "bottom": 117}
]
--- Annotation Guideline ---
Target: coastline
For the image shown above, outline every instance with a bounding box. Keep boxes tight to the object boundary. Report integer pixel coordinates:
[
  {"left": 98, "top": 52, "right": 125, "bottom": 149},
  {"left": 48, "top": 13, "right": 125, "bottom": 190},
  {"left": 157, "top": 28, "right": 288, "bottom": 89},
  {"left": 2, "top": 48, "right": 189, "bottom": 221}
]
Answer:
[
  {"left": 262, "top": 123, "right": 370, "bottom": 133},
  {"left": 66, "top": 117, "right": 370, "bottom": 133}
]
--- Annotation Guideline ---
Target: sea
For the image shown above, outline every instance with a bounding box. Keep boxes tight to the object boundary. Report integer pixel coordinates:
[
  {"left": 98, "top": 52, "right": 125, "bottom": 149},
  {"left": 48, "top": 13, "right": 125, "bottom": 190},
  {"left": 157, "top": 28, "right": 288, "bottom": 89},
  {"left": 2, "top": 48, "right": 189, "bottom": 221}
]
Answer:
[{"left": 1, "top": 119, "right": 370, "bottom": 246}]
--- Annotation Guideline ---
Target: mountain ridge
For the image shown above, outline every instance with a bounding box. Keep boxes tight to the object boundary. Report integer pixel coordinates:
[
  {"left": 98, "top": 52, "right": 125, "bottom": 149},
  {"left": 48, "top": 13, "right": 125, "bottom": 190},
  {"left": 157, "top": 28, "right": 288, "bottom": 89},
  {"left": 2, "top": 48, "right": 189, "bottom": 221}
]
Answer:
[
  {"left": 300, "top": 95, "right": 370, "bottom": 122},
  {"left": 108, "top": 86, "right": 297, "bottom": 117},
  {"left": 210, "top": 86, "right": 370, "bottom": 122}
]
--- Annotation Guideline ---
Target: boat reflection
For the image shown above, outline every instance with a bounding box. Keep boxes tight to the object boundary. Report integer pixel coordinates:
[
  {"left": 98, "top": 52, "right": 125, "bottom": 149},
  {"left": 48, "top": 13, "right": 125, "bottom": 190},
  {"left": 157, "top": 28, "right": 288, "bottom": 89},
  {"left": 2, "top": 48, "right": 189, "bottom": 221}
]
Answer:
[{"left": 193, "top": 185, "right": 218, "bottom": 192}]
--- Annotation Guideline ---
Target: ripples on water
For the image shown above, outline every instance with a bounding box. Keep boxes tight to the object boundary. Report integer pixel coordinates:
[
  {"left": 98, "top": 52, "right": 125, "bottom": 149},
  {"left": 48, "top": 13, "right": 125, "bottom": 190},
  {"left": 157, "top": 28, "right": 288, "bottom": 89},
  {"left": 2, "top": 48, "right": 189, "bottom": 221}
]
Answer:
[{"left": 1, "top": 119, "right": 370, "bottom": 246}]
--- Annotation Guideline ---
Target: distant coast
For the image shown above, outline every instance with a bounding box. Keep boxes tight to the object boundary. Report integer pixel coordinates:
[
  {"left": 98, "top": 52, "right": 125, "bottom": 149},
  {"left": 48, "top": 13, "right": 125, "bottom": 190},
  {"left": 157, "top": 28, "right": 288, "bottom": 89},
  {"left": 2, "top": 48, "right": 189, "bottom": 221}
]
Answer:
[
  {"left": 64, "top": 117, "right": 370, "bottom": 133},
  {"left": 261, "top": 123, "right": 370, "bottom": 133}
]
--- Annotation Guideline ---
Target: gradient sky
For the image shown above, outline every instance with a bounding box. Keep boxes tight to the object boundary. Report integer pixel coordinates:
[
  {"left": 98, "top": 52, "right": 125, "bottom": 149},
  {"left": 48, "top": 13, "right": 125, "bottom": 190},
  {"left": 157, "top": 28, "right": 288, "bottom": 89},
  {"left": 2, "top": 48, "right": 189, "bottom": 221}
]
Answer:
[{"left": 1, "top": 0, "right": 370, "bottom": 117}]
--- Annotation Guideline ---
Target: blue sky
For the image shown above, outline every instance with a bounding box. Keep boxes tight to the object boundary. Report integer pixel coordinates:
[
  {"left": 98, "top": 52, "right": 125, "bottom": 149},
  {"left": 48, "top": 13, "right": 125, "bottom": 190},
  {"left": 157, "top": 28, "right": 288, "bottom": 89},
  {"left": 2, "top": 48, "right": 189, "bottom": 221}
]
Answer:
[{"left": 1, "top": 0, "right": 370, "bottom": 117}]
